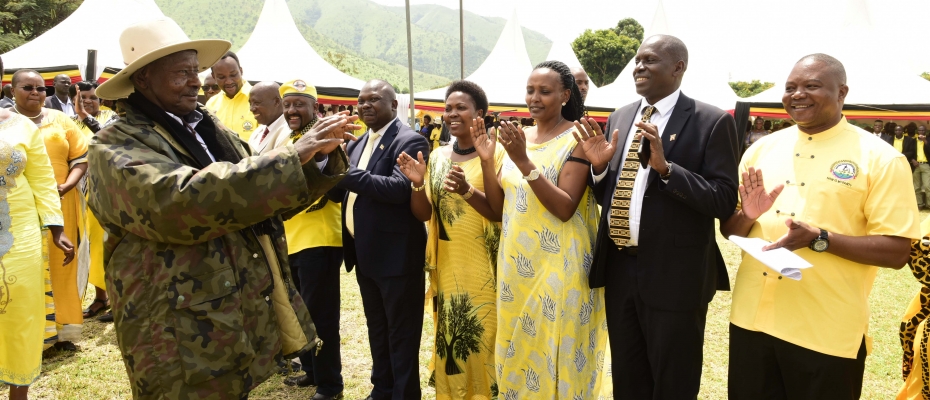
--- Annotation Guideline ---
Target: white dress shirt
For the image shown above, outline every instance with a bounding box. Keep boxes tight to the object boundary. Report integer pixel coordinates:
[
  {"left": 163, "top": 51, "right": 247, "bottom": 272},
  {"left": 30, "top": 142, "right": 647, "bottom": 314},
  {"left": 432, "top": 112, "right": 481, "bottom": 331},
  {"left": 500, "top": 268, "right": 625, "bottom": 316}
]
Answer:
[
  {"left": 593, "top": 89, "right": 681, "bottom": 246},
  {"left": 58, "top": 96, "right": 75, "bottom": 117},
  {"left": 363, "top": 116, "right": 398, "bottom": 152},
  {"left": 249, "top": 114, "right": 290, "bottom": 155},
  {"left": 166, "top": 110, "right": 216, "bottom": 162}
]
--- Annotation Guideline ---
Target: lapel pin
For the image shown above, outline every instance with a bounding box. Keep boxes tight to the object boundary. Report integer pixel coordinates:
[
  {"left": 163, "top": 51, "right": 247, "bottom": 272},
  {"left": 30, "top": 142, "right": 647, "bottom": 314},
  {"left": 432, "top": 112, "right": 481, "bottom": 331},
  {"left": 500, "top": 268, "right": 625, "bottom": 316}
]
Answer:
[
  {"left": 670, "top": 134, "right": 677, "bottom": 141},
  {"left": 379, "top": 144, "right": 384, "bottom": 150}
]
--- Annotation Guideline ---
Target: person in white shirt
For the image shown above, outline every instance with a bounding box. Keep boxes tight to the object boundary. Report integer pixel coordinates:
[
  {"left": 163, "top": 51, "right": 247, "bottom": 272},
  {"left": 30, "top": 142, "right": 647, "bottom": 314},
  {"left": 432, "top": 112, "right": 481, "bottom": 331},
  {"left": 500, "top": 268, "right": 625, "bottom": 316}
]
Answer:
[
  {"left": 44, "top": 74, "right": 75, "bottom": 117},
  {"left": 247, "top": 82, "right": 288, "bottom": 154}
]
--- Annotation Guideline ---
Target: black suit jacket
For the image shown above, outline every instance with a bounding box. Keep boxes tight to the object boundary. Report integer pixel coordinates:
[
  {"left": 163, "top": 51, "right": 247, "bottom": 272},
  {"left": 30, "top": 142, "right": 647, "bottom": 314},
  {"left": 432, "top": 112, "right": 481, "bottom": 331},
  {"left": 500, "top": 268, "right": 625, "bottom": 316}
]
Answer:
[
  {"left": 589, "top": 93, "right": 739, "bottom": 311},
  {"left": 328, "top": 118, "right": 430, "bottom": 278},
  {"left": 44, "top": 95, "right": 65, "bottom": 112}
]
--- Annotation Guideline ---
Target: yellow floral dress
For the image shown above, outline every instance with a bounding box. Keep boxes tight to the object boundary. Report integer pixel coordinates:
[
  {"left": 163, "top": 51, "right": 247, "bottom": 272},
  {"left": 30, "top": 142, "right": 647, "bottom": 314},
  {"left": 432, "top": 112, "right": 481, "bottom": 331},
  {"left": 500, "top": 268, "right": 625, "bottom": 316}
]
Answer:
[
  {"left": 0, "top": 114, "right": 64, "bottom": 385},
  {"left": 75, "top": 109, "right": 117, "bottom": 291},
  {"left": 496, "top": 128, "right": 609, "bottom": 399},
  {"left": 425, "top": 146, "right": 504, "bottom": 400},
  {"left": 36, "top": 109, "right": 88, "bottom": 342}
]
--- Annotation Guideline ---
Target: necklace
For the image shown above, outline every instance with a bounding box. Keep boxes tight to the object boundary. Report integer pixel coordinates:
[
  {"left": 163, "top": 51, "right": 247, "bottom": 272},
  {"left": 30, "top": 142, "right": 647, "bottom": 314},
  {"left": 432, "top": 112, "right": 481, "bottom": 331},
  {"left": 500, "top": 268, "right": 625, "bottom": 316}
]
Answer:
[
  {"left": 13, "top": 105, "right": 41, "bottom": 119},
  {"left": 534, "top": 117, "right": 565, "bottom": 144},
  {"left": 452, "top": 141, "right": 476, "bottom": 155}
]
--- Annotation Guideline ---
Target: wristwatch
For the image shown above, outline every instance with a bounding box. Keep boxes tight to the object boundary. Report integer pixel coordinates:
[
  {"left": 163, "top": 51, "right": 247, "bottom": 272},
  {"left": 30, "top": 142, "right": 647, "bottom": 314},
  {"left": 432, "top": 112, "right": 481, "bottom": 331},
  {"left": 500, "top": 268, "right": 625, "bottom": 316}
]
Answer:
[
  {"left": 660, "top": 162, "right": 673, "bottom": 180},
  {"left": 523, "top": 169, "right": 540, "bottom": 181},
  {"left": 809, "top": 228, "right": 829, "bottom": 252}
]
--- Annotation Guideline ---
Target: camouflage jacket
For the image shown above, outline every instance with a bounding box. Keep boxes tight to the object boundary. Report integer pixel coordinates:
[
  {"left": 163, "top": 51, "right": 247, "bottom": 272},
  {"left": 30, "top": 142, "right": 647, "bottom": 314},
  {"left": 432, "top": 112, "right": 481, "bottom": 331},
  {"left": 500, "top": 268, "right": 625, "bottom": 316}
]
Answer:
[{"left": 87, "top": 100, "right": 348, "bottom": 399}]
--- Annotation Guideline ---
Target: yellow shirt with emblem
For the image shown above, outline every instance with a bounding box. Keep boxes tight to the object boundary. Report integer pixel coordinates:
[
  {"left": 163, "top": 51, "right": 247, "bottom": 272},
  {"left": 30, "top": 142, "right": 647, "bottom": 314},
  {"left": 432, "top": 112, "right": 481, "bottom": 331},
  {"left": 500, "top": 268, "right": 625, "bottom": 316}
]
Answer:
[
  {"left": 205, "top": 81, "right": 257, "bottom": 142},
  {"left": 918, "top": 139, "right": 927, "bottom": 163},
  {"left": 731, "top": 117, "right": 920, "bottom": 359},
  {"left": 284, "top": 197, "right": 342, "bottom": 254},
  {"left": 894, "top": 136, "right": 905, "bottom": 153}
]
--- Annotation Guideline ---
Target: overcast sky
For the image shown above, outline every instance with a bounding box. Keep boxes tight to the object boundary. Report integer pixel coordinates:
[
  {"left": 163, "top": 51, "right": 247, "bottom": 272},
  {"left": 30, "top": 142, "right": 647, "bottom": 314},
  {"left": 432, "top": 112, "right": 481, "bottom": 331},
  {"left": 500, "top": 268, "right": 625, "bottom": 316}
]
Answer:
[{"left": 370, "top": 0, "right": 930, "bottom": 82}]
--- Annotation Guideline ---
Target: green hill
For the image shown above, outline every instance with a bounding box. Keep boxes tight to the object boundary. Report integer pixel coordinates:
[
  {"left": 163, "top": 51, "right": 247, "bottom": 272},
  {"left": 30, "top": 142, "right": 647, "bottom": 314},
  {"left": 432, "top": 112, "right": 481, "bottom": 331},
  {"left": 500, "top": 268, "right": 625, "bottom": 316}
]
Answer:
[{"left": 155, "top": 0, "right": 551, "bottom": 91}]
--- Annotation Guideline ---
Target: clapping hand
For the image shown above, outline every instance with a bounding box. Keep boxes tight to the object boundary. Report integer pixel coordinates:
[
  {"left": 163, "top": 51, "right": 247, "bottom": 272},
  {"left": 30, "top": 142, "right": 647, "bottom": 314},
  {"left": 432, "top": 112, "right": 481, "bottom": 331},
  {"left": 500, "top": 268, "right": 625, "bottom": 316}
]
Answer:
[
  {"left": 444, "top": 165, "right": 470, "bottom": 195},
  {"left": 396, "top": 151, "right": 427, "bottom": 187},
  {"left": 573, "top": 117, "right": 618, "bottom": 173},
  {"left": 739, "top": 167, "right": 783, "bottom": 220},
  {"left": 762, "top": 218, "right": 820, "bottom": 252},
  {"left": 635, "top": 121, "right": 666, "bottom": 171},
  {"left": 498, "top": 120, "right": 528, "bottom": 164},
  {"left": 73, "top": 89, "right": 89, "bottom": 120},
  {"left": 295, "top": 113, "right": 359, "bottom": 163},
  {"left": 471, "top": 117, "right": 496, "bottom": 161}
]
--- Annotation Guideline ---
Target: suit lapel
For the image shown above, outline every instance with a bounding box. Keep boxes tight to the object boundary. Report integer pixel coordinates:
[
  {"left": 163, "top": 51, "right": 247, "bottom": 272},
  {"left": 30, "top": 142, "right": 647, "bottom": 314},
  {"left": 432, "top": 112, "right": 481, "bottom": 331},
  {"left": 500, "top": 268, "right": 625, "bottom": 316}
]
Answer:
[
  {"left": 661, "top": 93, "right": 692, "bottom": 157},
  {"left": 348, "top": 133, "right": 366, "bottom": 167},
  {"left": 366, "top": 119, "right": 400, "bottom": 171}
]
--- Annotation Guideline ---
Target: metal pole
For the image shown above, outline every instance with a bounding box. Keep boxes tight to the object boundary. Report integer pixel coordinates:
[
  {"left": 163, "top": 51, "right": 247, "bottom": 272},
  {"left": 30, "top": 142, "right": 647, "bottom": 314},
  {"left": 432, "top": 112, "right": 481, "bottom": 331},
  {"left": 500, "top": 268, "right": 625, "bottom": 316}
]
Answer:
[
  {"left": 459, "top": 0, "right": 464, "bottom": 80},
  {"left": 405, "top": 0, "right": 416, "bottom": 126},
  {"left": 85, "top": 49, "right": 98, "bottom": 82}
]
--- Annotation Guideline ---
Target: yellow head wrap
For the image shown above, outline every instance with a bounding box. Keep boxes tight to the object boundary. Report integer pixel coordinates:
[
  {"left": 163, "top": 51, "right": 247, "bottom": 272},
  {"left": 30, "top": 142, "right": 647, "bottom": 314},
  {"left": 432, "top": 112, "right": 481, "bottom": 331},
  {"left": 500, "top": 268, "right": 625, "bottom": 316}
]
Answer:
[{"left": 279, "top": 79, "right": 318, "bottom": 100}]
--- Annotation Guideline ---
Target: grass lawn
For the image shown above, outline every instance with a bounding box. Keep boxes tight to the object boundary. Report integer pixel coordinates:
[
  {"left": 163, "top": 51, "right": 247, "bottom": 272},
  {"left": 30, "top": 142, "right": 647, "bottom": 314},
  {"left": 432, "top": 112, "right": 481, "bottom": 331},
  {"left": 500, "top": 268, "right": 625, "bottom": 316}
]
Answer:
[{"left": 3, "top": 217, "right": 922, "bottom": 399}]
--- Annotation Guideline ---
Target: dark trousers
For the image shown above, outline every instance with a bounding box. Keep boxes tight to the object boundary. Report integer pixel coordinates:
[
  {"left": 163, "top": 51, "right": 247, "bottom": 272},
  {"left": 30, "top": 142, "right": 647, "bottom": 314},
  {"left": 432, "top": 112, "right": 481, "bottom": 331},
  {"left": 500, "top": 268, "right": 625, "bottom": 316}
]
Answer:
[
  {"left": 289, "top": 247, "right": 345, "bottom": 396},
  {"left": 728, "top": 324, "right": 866, "bottom": 400},
  {"left": 355, "top": 269, "right": 424, "bottom": 400},
  {"left": 604, "top": 245, "right": 707, "bottom": 400}
]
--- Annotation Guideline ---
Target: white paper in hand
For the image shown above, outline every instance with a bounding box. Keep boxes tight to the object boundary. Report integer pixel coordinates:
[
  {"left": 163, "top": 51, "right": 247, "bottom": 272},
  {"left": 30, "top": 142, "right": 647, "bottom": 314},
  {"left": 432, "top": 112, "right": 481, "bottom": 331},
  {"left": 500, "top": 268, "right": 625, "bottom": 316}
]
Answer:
[{"left": 728, "top": 235, "right": 813, "bottom": 280}]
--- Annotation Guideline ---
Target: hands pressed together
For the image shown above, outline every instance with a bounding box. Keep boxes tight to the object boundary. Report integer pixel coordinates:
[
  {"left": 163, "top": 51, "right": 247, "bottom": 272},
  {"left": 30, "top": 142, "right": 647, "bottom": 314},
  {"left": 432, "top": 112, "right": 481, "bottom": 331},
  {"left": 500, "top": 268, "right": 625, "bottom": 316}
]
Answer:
[{"left": 294, "top": 111, "right": 360, "bottom": 164}]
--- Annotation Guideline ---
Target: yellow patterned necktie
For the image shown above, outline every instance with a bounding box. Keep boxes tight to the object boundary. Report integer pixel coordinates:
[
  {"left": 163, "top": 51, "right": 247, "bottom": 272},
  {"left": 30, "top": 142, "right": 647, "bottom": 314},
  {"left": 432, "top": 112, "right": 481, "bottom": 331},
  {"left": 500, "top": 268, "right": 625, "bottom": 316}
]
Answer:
[
  {"left": 608, "top": 105, "right": 656, "bottom": 248},
  {"left": 346, "top": 130, "right": 381, "bottom": 237}
]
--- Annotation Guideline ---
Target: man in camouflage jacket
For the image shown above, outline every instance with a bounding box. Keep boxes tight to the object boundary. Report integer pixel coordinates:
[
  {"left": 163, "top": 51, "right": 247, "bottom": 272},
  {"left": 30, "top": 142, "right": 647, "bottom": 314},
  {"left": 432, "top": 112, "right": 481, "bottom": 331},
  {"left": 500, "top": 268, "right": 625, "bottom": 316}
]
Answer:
[{"left": 88, "top": 19, "right": 356, "bottom": 399}]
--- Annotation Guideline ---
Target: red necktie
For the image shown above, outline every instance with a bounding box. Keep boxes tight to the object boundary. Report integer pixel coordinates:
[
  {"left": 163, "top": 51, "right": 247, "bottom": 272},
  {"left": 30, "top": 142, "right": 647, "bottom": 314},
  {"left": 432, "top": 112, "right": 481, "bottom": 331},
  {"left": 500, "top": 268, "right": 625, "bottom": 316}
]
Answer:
[{"left": 260, "top": 127, "right": 270, "bottom": 141}]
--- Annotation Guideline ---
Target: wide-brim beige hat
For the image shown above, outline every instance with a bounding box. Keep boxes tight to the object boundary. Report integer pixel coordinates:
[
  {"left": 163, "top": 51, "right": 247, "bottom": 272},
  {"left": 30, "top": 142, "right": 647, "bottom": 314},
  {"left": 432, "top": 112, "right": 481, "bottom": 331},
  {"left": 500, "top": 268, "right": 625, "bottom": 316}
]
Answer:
[{"left": 97, "top": 18, "right": 231, "bottom": 100}]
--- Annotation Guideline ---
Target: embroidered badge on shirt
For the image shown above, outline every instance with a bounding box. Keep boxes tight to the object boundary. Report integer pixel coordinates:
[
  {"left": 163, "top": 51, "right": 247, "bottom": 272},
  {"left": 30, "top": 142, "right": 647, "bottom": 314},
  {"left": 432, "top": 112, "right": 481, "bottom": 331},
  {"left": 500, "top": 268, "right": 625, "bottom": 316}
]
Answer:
[
  {"left": 830, "top": 160, "right": 858, "bottom": 181},
  {"left": 243, "top": 120, "right": 253, "bottom": 131}
]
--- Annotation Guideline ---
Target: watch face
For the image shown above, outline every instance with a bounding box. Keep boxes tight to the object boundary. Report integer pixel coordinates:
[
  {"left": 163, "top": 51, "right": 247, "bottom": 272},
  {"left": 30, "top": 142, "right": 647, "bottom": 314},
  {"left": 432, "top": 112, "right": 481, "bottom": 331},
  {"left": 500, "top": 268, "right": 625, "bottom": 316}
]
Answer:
[{"left": 812, "top": 239, "right": 828, "bottom": 252}]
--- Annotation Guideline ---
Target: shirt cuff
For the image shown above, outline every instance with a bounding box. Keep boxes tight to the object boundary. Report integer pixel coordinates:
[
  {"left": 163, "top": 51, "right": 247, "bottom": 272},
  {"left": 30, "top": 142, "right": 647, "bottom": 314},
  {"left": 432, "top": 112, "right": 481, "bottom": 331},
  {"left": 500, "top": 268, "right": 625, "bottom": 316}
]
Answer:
[
  {"left": 591, "top": 164, "right": 609, "bottom": 184},
  {"left": 316, "top": 155, "right": 328, "bottom": 170}
]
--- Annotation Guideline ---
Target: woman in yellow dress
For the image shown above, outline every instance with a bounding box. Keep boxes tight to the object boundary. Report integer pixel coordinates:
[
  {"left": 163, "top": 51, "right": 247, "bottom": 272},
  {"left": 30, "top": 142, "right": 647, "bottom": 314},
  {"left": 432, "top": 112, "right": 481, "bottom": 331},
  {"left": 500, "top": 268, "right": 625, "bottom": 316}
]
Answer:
[
  {"left": 398, "top": 80, "right": 503, "bottom": 399},
  {"left": 472, "top": 60, "right": 609, "bottom": 398},
  {"left": 0, "top": 60, "right": 75, "bottom": 400},
  {"left": 12, "top": 70, "right": 89, "bottom": 352},
  {"left": 71, "top": 80, "right": 118, "bottom": 322}
]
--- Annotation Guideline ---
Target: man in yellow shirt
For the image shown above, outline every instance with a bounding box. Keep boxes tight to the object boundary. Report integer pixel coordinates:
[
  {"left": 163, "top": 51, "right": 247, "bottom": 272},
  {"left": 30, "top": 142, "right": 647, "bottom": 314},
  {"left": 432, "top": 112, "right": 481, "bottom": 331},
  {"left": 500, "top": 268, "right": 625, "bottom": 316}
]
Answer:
[
  {"left": 205, "top": 51, "right": 258, "bottom": 141},
  {"left": 915, "top": 125, "right": 930, "bottom": 209},
  {"left": 259, "top": 80, "right": 345, "bottom": 400},
  {"left": 720, "top": 53, "right": 920, "bottom": 398}
]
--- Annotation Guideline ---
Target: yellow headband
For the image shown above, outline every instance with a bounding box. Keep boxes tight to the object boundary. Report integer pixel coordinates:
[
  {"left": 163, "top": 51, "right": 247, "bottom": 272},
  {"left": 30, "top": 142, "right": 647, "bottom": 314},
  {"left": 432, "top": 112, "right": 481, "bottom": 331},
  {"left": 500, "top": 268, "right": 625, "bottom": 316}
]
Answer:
[{"left": 280, "top": 79, "right": 317, "bottom": 100}]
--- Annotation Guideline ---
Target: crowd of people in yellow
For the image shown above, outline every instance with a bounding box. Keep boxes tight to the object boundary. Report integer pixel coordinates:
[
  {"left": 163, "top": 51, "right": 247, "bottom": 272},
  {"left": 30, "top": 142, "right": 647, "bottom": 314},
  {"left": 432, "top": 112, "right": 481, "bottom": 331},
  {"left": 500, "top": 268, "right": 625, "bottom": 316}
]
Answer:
[{"left": 3, "top": 15, "right": 930, "bottom": 400}]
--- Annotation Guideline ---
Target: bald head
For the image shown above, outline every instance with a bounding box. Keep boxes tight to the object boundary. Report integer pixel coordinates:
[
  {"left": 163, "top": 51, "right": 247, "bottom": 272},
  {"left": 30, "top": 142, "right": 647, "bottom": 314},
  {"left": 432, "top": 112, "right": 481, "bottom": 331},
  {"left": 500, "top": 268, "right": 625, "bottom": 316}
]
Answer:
[
  {"left": 249, "top": 81, "right": 283, "bottom": 126},
  {"left": 359, "top": 79, "right": 398, "bottom": 131},
  {"left": 644, "top": 35, "right": 689, "bottom": 67},
  {"left": 570, "top": 67, "right": 590, "bottom": 102},
  {"left": 52, "top": 73, "right": 71, "bottom": 97},
  {"left": 796, "top": 53, "right": 846, "bottom": 85}
]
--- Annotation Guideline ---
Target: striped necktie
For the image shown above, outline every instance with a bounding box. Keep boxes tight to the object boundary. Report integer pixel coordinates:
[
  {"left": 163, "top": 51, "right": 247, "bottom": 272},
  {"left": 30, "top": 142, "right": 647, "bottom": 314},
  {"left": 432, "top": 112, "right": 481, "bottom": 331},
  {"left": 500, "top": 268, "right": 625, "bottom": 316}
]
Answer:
[{"left": 608, "top": 105, "right": 656, "bottom": 248}]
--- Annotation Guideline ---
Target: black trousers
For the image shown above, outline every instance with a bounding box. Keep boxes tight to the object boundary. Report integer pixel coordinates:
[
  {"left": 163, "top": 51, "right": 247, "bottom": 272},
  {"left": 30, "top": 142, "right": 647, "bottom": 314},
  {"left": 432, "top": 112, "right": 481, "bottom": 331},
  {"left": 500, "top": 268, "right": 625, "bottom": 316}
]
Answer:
[
  {"left": 728, "top": 324, "right": 866, "bottom": 400},
  {"left": 356, "top": 269, "right": 424, "bottom": 400},
  {"left": 604, "top": 244, "right": 708, "bottom": 400},
  {"left": 289, "top": 247, "right": 345, "bottom": 396}
]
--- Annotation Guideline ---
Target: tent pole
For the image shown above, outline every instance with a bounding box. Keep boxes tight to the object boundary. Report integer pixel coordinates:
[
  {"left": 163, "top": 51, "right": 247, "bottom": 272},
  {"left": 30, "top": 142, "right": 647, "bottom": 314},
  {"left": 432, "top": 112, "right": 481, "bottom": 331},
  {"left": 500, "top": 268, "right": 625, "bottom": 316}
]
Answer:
[
  {"left": 405, "top": 0, "right": 416, "bottom": 126},
  {"left": 459, "top": 0, "right": 464, "bottom": 80},
  {"left": 85, "top": 49, "right": 97, "bottom": 82}
]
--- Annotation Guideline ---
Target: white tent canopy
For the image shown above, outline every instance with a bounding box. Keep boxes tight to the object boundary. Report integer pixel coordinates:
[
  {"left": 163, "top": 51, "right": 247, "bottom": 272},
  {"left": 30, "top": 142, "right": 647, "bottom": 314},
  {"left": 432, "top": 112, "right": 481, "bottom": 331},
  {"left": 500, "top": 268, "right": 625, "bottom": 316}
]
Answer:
[
  {"left": 236, "top": 0, "right": 364, "bottom": 90},
  {"left": 1, "top": 0, "right": 165, "bottom": 79},
  {"left": 545, "top": 39, "right": 599, "bottom": 95},
  {"left": 415, "top": 8, "right": 533, "bottom": 105},
  {"left": 585, "top": 0, "right": 739, "bottom": 111},
  {"left": 743, "top": 0, "right": 930, "bottom": 106}
]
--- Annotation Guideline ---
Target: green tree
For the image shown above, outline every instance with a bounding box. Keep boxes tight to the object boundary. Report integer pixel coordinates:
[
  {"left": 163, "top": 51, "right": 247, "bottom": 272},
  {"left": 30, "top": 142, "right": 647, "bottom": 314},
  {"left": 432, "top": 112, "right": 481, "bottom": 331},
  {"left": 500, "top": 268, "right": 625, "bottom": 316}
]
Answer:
[
  {"left": 434, "top": 291, "right": 485, "bottom": 376},
  {"left": 728, "top": 80, "right": 775, "bottom": 98},
  {"left": 0, "top": 0, "right": 81, "bottom": 52},
  {"left": 572, "top": 29, "right": 639, "bottom": 87},
  {"left": 613, "top": 17, "right": 644, "bottom": 42}
]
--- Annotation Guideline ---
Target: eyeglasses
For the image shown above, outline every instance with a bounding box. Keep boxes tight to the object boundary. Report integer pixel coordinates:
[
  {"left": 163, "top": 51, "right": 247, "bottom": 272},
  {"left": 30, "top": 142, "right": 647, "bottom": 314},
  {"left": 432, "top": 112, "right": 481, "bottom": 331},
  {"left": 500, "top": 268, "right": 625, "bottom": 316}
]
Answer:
[
  {"left": 18, "top": 85, "right": 47, "bottom": 92},
  {"left": 202, "top": 84, "right": 219, "bottom": 92}
]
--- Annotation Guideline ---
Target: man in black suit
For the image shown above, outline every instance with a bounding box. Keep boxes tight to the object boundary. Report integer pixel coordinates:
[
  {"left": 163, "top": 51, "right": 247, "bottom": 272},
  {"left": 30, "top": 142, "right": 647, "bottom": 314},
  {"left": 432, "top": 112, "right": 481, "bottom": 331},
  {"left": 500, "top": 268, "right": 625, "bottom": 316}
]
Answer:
[
  {"left": 891, "top": 125, "right": 918, "bottom": 169},
  {"left": 44, "top": 73, "right": 75, "bottom": 117},
  {"left": 872, "top": 119, "right": 893, "bottom": 143},
  {"left": 328, "top": 80, "right": 429, "bottom": 400},
  {"left": 573, "top": 34, "right": 739, "bottom": 399}
]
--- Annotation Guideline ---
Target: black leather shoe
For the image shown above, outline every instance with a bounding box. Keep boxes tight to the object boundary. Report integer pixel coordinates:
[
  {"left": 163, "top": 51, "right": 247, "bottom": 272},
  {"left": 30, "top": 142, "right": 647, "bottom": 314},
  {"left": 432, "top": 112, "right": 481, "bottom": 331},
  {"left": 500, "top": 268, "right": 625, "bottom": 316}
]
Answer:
[
  {"left": 97, "top": 311, "right": 114, "bottom": 323},
  {"left": 311, "top": 392, "right": 343, "bottom": 400},
  {"left": 283, "top": 373, "right": 315, "bottom": 387}
]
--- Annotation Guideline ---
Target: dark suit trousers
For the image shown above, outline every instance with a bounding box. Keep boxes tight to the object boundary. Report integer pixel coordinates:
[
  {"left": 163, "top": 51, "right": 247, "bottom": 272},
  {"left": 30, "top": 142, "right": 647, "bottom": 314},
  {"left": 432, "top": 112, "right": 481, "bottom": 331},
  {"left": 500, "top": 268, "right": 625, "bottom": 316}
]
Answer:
[
  {"left": 728, "top": 324, "right": 866, "bottom": 400},
  {"left": 289, "top": 247, "right": 345, "bottom": 396},
  {"left": 604, "top": 244, "right": 707, "bottom": 400},
  {"left": 356, "top": 269, "right": 424, "bottom": 400}
]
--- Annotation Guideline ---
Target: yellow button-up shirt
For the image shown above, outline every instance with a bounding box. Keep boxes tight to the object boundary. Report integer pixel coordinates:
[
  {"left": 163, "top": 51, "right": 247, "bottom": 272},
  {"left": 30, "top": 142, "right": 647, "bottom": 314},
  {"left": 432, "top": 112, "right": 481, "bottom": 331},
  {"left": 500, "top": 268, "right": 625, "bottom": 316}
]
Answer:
[
  {"left": 918, "top": 139, "right": 927, "bottom": 163},
  {"left": 894, "top": 136, "right": 905, "bottom": 153},
  {"left": 731, "top": 117, "right": 920, "bottom": 359},
  {"left": 205, "top": 81, "right": 257, "bottom": 142}
]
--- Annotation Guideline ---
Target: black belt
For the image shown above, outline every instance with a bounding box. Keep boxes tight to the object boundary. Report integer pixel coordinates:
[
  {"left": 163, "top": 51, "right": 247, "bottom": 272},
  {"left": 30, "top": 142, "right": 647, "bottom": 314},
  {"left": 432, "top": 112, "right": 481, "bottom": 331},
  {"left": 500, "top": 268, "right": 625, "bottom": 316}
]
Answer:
[{"left": 620, "top": 246, "right": 638, "bottom": 256}]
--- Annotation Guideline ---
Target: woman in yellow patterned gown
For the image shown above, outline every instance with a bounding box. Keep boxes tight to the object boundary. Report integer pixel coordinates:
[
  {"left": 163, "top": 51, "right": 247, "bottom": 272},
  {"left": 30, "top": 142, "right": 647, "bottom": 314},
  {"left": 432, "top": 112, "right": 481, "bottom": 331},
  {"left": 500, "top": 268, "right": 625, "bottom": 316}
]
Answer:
[
  {"left": 472, "top": 61, "right": 610, "bottom": 398},
  {"left": 0, "top": 63, "right": 74, "bottom": 399},
  {"left": 71, "top": 80, "right": 118, "bottom": 321},
  {"left": 12, "top": 70, "right": 88, "bottom": 351},
  {"left": 398, "top": 81, "right": 503, "bottom": 399}
]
